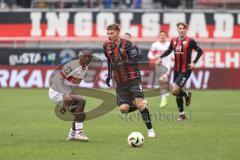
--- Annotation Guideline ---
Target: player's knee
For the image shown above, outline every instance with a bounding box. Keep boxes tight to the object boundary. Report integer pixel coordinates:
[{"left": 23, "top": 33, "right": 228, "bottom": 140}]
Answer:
[
  {"left": 135, "top": 100, "right": 145, "bottom": 110},
  {"left": 171, "top": 84, "right": 180, "bottom": 96},
  {"left": 80, "top": 99, "right": 86, "bottom": 106},
  {"left": 75, "top": 98, "right": 85, "bottom": 106},
  {"left": 74, "top": 112, "right": 86, "bottom": 122},
  {"left": 159, "top": 80, "right": 166, "bottom": 86},
  {"left": 119, "top": 105, "right": 129, "bottom": 113},
  {"left": 171, "top": 88, "right": 179, "bottom": 96},
  {"left": 72, "top": 98, "right": 86, "bottom": 113},
  {"left": 71, "top": 95, "right": 86, "bottom": 106}
]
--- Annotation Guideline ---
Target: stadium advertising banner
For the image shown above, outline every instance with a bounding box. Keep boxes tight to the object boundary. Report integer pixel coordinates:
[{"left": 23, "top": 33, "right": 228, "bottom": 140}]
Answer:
[
  {"left": 0, "top": 48, "right": 239, "bottom": 68},
  {"left": 0, "top": 48, "right": 240, "bottom": 89},
  {"left": 0, "top": 11, "right": 240, "bottom": 40},
  {"left": 0, "top": 66, "right": 239, "bottom": 89}
]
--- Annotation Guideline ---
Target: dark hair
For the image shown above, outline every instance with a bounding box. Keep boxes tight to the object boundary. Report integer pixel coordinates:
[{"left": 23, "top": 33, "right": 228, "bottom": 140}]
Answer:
[
  {"left": 159, "top": 31, "right": 167, "bottom": 34},
  {"left": 79, "top": 49, "right": 93, "bottom": 57},
  {"left": 124, "top": 32, "right": 132, "bottom": 37},
  {"left": 107, "top": 23, "right": 120, "bottom": 31},
  {"left": 176, "top": 22, "right": 188, "bottom": 29}
]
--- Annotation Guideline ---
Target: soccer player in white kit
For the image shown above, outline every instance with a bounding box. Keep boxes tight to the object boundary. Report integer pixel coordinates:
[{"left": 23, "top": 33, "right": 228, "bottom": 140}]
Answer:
[
  {"left": 148, "top": 31, "right": 173, "bottom": 108},
  {"left": 49, "top": 49, "right": 93, "bottom": 141}
]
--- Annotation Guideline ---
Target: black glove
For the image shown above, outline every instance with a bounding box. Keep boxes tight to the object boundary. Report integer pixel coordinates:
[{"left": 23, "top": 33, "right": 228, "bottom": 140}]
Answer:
[{"left": 106, "top": 77, "right": 111, "bottom": 87}]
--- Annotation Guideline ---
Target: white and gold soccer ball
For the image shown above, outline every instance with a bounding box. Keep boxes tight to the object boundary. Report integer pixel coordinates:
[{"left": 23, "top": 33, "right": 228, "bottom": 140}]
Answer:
[{"left": 127, "top": 132, "right": 144, "bottom": 147}]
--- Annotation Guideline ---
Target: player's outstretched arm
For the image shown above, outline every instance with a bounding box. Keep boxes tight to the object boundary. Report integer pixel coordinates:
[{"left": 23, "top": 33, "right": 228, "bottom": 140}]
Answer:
[
  {"left": 189, "top": 39, "right": 203, "bottom": 69},
  {"left": 160, "top": 39, "right": 174, "bottom": 59},
  {"left": 192, "top": 39, "right": 203, "bottom": 64},
  {"left": 103, "top": 43, "right": 112, "bottom": 87},
  {"left": 106, "top": 58, "right": 111, "bottom": 87}
]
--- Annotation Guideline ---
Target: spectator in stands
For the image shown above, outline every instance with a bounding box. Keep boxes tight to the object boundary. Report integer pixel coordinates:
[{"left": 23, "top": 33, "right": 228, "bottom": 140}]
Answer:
[
  {"left": 133, "top": 0, "right": 141, "bottom": 9},
  {"left": 166, "top": 0, "right": 181, "bottom": 8},
  {"left": 153, "top": 0, "right": 167, "bottom": 8},
  {"left": 185, "top": 0, "right": 194, "bottom": 9},
  {"left": 123, "top": 0, "right": 133, "bottom": 8},
  {"left": 103, "top": 0, "right": 112, "bottom": 8},
  {"left": 16, "top": 0, "right": 31, "bottom": 8},
  {"left": 153, "top": 0, "right": 180, "bottom": 9},
  {"left": 3, "top": 0, "right": 16, "bottom": 8},
  {"left": 34, "top": 0, "right": 48, "bottom": 8}
]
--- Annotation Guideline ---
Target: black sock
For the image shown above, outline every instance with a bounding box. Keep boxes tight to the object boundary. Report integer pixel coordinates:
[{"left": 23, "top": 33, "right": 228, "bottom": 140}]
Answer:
[
  {"left": 176, "top": 96, "right": 184, "bottom": 113},
  {"left": 140, "top": 107, "right": 152, "bottom": 129},
  {"left": 178, "top": 90, "right": 187, "bottom": 97},
  {"left": 128, "top": 105, "right": 137, "bottom": 113},
  {"left": 72, "top": 120, "right": 76, "bottom": 131}
]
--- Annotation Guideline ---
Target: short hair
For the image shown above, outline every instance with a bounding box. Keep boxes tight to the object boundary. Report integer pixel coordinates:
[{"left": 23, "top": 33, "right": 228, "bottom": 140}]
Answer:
[
  {"left": 124, "top": 32, "right": 132, "bottom": 38},
  {"left": 176, "top": 22, "right": 188, "bottom": 29},
  {"left": 107, "top": 23, "right": 120, "bottom": 31},
  {"left": 159, "top": 31, "right": 167, "bottom": 34},
  {"left": 79, "top": 49, "right": 93, "bottom": 57}
]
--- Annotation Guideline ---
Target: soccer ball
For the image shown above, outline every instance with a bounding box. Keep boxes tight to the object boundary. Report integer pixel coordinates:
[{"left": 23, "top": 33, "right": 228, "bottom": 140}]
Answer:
[{"left": 127, "top": 132, "right": 144, "bottom": 147}]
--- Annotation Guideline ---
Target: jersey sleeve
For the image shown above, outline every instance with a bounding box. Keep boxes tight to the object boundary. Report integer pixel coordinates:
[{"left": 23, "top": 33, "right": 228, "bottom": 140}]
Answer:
[
  {"left": 191, "top": 39, "right": 203, "bottom": 64},
  {"left": 61, "top": 59, "right": 80, "bottom": 77},
  {"left": 192, "top": 39, "right": 202, "bottom": 52},
  {"left": 61, "top": 60, "right": 74, "bottom": 77},
  {"left": 103, "top": 43, "right": 108, "bottom": 57},
  {"left": 160, "top": 39, "right": 174, "bottom": 58},
  {"left": 103, "top": 42, "right": 112, "bottom": 78}
]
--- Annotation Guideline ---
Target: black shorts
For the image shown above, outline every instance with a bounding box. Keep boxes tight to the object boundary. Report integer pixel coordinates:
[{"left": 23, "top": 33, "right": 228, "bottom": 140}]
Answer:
[
  {"left": 116, "top": 78, "right": 144, "bottom": 106},
  {"left": 173, "top": 70, "right": 192, "bottom": 88}
]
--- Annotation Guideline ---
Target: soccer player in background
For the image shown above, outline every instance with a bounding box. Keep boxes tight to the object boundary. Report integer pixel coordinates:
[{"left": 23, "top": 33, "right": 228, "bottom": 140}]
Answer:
[
  {"left": 122, "top": 33, "right": 137, "bottom": 49},
  {"left": 159, "top": 22, "right": 203, "bottom": 121},
  {"left": 103, "top": 24, "right": 156, "bottom": 137},
  {"left": 122, "top": 33, "right": 141, "bottom": 58},
  {"left": 148, "top": 31, "right": 173, "bottom": 108},
  {"left": 49, "top": 49, "right": 93, "bottom": 141}
]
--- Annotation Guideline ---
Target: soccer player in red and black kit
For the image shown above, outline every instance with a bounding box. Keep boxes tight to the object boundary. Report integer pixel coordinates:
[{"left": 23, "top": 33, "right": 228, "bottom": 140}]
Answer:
[
  {"left": 159, "top": 22, "right": 203, "bottom": 121},
  {"left": 103, "top": 23, "right": 156, "bottom": 137}
]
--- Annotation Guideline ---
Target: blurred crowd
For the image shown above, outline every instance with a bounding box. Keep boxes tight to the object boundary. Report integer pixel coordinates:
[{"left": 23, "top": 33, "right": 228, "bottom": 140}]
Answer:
[
  {"left": 0, "top": 0, "right": 192, "bottom": 9},
  {"left": 0, "top": 0, "right": 239, "bottom": 9}
]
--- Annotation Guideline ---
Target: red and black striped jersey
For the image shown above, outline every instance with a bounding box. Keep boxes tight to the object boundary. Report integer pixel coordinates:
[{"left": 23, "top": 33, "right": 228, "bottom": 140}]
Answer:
[
  {"left": 161, "top": 37, "right": 203, "bottom": 73},
  {"left": 103, "top": 38, "right": 141, "bottom": 84}
]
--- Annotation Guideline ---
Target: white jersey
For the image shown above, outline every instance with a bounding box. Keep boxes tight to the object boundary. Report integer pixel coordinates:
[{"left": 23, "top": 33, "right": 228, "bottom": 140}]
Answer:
[
  {"left": 148, "top": 41, "right": 173, "bottom": 75},
  {"left": 49, "top": 59, "right": 88, "bottom": 103}
]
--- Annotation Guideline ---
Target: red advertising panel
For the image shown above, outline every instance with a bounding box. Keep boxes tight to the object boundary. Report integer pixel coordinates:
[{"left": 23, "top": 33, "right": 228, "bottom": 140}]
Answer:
[{"left": 0, "top": 65, "right": 239, "bottom": 89}]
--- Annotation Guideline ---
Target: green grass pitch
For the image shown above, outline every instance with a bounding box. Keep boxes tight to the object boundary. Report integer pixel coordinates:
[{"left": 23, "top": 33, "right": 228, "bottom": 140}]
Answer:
[{"left": 0, "top": 89, "right": 240, "bottom": 160}]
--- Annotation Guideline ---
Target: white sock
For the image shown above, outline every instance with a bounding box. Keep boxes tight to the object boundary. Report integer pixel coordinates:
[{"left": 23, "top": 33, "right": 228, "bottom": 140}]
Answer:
[
  {"left": 161, "top": 93, "right": 169, "bottom": 98},
  {"left": 75, "top": 122, "right": 83, "bottom": 134},
  {"left": 179, "top": 112, "right": 185, "bottom": 115},
  {"left": 69, "top": 128, "right": 76, "bottom": 136},
  {"left": 148, "top": 128, "right": 154, "bottom": 132}
]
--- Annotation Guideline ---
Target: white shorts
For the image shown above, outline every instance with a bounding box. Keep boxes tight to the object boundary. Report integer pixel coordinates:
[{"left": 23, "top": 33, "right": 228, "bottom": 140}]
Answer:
[{"left": 49, "top": 87, "right": 63, "bottom": 103}]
